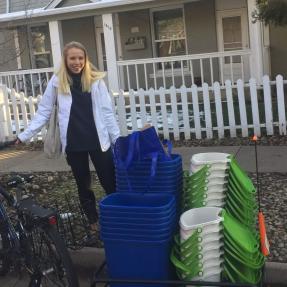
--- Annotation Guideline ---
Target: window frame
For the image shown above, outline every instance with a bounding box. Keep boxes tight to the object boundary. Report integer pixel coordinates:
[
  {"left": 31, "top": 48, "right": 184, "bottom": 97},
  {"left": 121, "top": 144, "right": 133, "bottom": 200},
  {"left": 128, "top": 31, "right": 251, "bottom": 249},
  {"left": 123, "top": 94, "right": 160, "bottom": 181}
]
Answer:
[
  {"left": 150, "top": 5, "right": 188, "bottom": 67},
  {"left": 28, "top": 23, "right": 52, "bottom": 69}
]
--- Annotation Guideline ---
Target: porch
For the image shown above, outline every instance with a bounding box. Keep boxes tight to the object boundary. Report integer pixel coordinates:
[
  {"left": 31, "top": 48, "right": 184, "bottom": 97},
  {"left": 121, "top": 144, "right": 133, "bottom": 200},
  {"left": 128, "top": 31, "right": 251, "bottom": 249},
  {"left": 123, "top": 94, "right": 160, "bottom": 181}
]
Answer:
[{"left": 0, "top": 0, "right": 267, "bottom": 95}]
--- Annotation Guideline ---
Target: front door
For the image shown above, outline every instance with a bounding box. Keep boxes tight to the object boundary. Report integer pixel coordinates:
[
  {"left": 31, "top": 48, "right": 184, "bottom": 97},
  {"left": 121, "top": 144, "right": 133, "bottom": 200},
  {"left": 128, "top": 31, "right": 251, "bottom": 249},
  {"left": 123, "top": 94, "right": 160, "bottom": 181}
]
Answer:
[{"left": 216, "top": 9, "right": 249, "bottom": 82}]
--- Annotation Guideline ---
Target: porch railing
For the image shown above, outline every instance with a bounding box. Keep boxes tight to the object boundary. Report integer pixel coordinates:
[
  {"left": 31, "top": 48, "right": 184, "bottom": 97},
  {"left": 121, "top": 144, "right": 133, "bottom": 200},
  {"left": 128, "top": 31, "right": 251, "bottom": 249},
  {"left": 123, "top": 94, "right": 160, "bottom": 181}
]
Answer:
[
  {"left": 117, "top": 50, "right": 252, "bottom": 90},
  {"left": 0, "top": 67, "right": 54, "bottom": 98}
]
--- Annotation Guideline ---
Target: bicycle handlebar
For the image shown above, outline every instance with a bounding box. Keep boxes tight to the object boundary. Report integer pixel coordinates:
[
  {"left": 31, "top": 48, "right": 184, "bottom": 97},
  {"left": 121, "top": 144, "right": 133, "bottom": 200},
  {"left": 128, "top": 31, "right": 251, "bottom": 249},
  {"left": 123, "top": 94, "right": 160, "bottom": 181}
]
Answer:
[{"left": 7, "top": 174, "right": 34, "bottom": 188}]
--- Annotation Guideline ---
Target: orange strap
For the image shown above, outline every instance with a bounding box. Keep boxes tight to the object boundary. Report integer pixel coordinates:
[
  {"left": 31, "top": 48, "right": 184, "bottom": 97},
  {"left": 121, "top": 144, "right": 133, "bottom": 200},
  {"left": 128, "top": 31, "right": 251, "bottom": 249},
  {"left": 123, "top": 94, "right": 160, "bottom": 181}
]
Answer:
[{"left": 258, "top": 211, "right": 270, "bottom": 256}]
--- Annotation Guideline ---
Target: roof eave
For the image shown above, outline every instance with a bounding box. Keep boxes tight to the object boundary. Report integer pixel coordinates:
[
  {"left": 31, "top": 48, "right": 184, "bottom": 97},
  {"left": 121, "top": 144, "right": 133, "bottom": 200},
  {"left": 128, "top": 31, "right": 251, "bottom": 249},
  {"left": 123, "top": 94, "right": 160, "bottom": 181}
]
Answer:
[{"left": 0, "top": 0, "right": 156, "bottom": 24}]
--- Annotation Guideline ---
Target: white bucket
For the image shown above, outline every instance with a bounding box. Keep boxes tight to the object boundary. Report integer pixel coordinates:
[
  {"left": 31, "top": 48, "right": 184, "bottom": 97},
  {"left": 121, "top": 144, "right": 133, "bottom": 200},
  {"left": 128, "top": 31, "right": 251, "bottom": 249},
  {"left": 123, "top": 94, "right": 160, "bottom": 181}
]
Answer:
[
  {"left": 191, "top": 153, "right": 231, "bottom": 166},
  {"left": 191, "top": 163, "right": 229, "bottom": 173},
  {"left": 205, "top": 199, "right": 226, "bottom": 207},
  {"left": 190, "top": 166, "right": 229, "bottom": 178},
  {"left": 205, "top": 192, "right": 226, "bottom": 201},
  {"left": 182, "top": 249, "right": 224, "bottom": 262},
  {"left": 185, "top": 266, "right": 222, "bottom": 287},
  {"left": 180, "top": 222, "right": 223, "bottom": 240},
  {"left": 180, "top": 207, "right": 223, "bottom": 233}
]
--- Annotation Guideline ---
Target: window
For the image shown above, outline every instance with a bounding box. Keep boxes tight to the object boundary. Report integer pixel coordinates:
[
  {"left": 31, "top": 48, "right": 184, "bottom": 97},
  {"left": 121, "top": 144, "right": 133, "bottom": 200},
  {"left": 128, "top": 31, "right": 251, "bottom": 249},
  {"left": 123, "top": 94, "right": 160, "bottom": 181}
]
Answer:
[
  {"left": 152, "top": 8, "right": 186, "bottom": 69},
  {"left": 30, "top": 25, "right": 52, "bottom": 68}
]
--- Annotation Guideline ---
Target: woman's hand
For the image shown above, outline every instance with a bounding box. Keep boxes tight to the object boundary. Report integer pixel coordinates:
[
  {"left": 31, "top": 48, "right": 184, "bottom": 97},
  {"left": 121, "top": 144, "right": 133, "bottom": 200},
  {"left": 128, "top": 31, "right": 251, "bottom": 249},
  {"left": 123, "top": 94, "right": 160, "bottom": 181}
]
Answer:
[{"left": 15, "top": 138, "right": 22, "bottom": 145}]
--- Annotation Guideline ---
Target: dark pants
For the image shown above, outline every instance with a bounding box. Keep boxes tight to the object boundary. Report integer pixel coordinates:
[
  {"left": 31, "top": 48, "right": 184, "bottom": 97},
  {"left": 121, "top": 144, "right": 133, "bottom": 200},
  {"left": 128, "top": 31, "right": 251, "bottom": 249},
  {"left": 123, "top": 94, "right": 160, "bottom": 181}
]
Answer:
[{"left": 66, "top": 148, "right": 115, "bottom": 224}]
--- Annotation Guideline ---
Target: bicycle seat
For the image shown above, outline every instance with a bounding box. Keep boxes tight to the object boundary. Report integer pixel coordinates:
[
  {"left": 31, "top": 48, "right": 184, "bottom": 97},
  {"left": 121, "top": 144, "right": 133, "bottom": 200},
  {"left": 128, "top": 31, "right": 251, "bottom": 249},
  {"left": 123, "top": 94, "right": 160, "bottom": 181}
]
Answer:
[{"left": 18, "top": 198, "right": 56, "bottom": 219}]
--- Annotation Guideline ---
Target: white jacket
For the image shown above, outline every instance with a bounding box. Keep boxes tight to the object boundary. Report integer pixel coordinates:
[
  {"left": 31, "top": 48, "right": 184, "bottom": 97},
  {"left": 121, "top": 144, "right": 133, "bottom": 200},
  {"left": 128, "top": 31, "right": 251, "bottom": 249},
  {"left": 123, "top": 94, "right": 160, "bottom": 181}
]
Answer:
[{"left": 18, "top": 75, "right": 120, "bottom": 153}]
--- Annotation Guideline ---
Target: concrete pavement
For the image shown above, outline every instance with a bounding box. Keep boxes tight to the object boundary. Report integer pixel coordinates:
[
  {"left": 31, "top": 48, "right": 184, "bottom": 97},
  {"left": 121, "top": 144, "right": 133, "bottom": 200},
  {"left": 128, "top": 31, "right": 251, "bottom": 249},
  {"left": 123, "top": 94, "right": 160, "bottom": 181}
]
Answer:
[{"left": 1, "top": 145, "right": 287, "bottom": 173}]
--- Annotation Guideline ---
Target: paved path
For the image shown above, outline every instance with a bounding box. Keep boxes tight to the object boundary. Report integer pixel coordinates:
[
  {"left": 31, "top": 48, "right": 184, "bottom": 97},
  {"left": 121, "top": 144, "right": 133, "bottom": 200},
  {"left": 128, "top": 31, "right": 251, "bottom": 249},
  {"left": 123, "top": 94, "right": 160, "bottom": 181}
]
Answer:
[{"left": 1, "top": 146, "right": 287, "bottom": 173}]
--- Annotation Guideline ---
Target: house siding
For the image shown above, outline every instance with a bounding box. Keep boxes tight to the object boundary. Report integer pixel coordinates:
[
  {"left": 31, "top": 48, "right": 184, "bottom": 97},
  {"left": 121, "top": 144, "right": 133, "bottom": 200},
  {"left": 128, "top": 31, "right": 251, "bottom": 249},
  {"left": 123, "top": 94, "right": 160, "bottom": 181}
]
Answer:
[
  {"left": 269, "top": 25, "right": 287, "bottom": 78},
  {"left": 58, "top": 0, "right": 91, "bottom": 8},
  {"left": 0, "top": 29, "right": 18, "bottom": 72},
  {"left": 62, "top": 17, "right": 98, "bottom": 67},
  {"left": 9, "top": 0, "right": 50, "bottom": 12},
  {"left": 0, "top": 1, "right": 6, "bottom": 14},
  {"left": 185, "top": 0, "right": 219, "bottom": 83}
]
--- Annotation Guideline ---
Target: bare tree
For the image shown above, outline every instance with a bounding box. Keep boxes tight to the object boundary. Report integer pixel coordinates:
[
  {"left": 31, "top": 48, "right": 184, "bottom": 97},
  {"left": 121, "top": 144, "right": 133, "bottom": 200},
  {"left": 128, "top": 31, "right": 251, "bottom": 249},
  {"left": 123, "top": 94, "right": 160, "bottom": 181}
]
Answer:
[{"left": 0, "top": 0, "right": 33, "bottom": 68}]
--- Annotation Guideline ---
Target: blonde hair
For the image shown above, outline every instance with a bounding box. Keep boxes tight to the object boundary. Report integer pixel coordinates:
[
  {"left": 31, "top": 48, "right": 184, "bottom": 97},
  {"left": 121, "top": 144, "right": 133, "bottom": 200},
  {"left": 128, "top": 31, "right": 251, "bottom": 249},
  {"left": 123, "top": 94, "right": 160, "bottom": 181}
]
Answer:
[{"left": 57, "top": 41, "right": 106, "bottom": 93}]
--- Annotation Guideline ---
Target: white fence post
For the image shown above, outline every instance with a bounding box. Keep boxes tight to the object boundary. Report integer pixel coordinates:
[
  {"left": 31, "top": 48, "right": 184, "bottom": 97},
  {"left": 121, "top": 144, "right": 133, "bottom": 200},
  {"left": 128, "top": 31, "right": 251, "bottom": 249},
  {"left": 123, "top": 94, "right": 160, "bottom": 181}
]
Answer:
[
  {"left": 191, "top": 84, "right": 201, "bottom": 139},
  {"left": 225, "top": 80, "right": 236, "bottom": 137},
  {"left": 139, "top": 89, "right": 147, "bottom": 127},
  {"left": 213, "top": 82, "right": 224, "bottom": 138},
  {"left": 237, "top": 79, "right": 248, "bottom": 137},
  {"left": 202, "top": 83, "right": 213, "bottom": 139},
  {"left": 249, "top": 78, "right": 261, "bottom": 136},
  {"left": 263, "top": 75, "right": 274, "bottom": 135},
  {"left": 0, "top": 85, "right": 9, "bottom": 142},
  {"left": 159, "top": 87, "right": 169, "bottom": 139},
  {"left": 117, "top": 90, "right": 128, "bottom": 136},
  {"left": 276, "top": 74, "right": 286, "bottom": 135},
  {"left": 170, "top": 86, "right": 180, "bottom": 140},
  {"left": 128, "top": 90, "right": 138, "bottom": 131},
  {"left": 148, "top": 88, "right": 158, "bottom": 133},
  {"left": 180, "top": 85, "right": 191, "bottom": 140}
]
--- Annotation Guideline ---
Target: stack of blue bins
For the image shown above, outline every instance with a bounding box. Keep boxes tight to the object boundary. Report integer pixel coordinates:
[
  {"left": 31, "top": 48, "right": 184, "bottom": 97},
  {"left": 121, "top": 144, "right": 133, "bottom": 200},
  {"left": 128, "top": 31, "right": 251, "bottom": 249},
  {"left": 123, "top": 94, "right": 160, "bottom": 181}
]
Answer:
[
  {"left": 99, "top": 154, "right": 183, "bottom": 286},
  {"left": 100, "top": 193, "right": 177, "bottom": 287}
]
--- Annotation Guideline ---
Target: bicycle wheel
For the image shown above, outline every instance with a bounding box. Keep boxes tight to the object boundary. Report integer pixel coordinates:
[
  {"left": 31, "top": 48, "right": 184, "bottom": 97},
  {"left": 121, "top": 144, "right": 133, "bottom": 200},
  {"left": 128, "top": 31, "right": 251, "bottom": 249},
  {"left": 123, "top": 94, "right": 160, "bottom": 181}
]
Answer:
[
  {"left": 26, "top": 225, "right": 79, "bottom": 287},
  {"left": 0, "top": 230, "right": 11, "bottom": 276}
]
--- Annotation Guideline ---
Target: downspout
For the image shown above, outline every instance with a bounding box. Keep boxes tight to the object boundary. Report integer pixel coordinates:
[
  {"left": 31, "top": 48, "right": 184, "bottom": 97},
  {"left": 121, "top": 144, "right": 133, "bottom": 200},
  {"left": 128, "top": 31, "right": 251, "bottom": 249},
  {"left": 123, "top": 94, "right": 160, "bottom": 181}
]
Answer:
[{"left": 6, "top": 0, "right": 9, "bottom": 13}]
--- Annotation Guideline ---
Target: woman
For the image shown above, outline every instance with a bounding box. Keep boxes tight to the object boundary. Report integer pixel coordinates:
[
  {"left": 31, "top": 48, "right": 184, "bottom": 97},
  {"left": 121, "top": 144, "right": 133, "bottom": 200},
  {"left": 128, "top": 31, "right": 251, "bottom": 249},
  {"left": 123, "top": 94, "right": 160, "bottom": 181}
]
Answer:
[{"left": 16, "top": 41, "right": 120, "bottom": 232}]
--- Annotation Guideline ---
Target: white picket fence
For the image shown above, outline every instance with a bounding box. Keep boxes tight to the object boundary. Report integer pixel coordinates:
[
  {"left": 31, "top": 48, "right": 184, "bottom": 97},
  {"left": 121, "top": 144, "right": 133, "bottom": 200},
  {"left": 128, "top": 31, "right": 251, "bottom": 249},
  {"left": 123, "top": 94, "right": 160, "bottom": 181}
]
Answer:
[
  {"left": 0, "top": 75, "right": 286, "bottom": 143},
  {"left": 115, "top": 74, "right": 287, "bottom": 139}
]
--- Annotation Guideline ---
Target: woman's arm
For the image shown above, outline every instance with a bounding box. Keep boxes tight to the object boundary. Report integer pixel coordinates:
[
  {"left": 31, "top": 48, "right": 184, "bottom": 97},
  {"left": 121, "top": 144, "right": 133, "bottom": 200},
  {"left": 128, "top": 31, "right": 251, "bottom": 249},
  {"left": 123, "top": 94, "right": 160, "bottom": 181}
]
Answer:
[
  {"left": 98, "top": 79, "right": 120, "bottom": 144},
  {"left": 17, "top": 75, "right": 57, "bottom": 142}
]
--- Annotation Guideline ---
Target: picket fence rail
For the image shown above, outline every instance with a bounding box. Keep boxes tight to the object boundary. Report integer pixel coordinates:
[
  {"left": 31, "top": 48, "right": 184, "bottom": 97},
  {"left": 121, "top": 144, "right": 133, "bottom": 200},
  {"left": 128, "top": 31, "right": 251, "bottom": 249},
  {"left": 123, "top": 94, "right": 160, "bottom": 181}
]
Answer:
[{"left": 0, "top": 75, "right": 286, "bottom": 143}]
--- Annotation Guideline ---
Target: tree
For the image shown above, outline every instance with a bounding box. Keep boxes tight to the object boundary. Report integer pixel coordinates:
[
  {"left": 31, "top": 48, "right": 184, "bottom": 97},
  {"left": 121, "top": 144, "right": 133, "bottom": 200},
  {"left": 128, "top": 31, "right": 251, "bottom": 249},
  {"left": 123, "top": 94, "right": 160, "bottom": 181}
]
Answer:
[
  {"left": 0, "top": 1, "right": 33, "bottom": 68},
  {"left": 254, "top": 0, "right": 287, "bottom": 26}
]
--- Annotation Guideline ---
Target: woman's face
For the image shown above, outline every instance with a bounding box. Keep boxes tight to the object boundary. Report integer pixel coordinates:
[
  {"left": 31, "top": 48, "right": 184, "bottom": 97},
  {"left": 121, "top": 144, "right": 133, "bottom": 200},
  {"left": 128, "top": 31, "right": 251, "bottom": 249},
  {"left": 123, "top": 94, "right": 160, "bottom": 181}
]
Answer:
[{"left": 66, "top": 47, "right": 85, "bottom": 74}]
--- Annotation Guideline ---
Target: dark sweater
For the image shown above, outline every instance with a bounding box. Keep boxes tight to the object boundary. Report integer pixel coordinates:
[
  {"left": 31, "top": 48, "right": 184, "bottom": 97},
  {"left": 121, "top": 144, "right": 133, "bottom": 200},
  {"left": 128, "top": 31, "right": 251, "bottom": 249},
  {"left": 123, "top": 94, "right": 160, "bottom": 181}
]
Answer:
[{"left": 66, "top": 73, "right": 101, "bottom": 151}]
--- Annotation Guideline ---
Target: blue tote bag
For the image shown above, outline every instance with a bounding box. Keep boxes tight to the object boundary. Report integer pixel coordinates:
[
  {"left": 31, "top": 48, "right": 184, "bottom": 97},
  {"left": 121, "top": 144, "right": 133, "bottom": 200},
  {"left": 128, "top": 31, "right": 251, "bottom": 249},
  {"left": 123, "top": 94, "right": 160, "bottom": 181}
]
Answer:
[{"left": 114, "top": 126, "right": 172, "bottom": 179}]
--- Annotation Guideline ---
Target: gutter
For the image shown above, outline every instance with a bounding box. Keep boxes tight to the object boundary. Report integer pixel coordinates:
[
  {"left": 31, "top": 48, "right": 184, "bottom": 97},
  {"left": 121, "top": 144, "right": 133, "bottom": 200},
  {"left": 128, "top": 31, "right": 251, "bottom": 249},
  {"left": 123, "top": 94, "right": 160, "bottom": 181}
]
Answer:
[{"left": 0, "top": 0, "right": 156, "bottom": 23}]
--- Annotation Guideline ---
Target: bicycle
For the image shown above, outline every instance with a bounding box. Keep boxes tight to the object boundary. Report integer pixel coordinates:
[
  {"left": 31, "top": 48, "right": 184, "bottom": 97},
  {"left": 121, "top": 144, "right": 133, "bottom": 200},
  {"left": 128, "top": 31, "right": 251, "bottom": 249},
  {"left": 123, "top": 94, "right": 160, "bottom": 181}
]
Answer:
[{"left": 0, "top": 174, "right": 79, "bottom": 287}]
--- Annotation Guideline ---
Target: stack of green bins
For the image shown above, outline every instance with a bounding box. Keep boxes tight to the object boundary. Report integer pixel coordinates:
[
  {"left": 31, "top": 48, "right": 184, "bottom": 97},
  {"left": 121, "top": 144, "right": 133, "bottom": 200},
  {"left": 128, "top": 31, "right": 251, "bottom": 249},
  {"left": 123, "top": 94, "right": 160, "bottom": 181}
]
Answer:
[
  {"left": 226, "top": 157, "right": 258, "bottom": 229},
  {"left": 171, "top": 207, "right": 224, "bottom": 283},
  {"left": 183, "top": 153, "right": 231, "bottom": 209},
  {"left": 222, "top": 211, "right": 265, "bottom": 284}
]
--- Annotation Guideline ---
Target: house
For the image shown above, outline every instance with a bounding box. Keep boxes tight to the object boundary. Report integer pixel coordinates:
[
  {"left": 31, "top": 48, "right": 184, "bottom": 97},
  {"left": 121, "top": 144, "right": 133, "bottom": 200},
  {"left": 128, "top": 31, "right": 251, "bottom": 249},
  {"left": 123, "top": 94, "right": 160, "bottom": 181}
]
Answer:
[{"left": 0, "top": 0, "right": 286, "bottom": 96}]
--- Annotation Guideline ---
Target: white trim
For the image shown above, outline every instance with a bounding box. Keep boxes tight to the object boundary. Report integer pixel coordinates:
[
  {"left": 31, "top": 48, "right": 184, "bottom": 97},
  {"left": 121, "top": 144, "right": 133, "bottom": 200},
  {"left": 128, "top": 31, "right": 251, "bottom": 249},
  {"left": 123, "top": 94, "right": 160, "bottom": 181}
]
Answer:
[
  {"left": 247, "top": 0, "right": 264, "bottom": 82},
  {"left": 262, "top": 24, "right": 271, "bottom": 75},
  {"left": 115, "top": 13, "right": 125, "bottom": 87},
  {"left": 102, "top": 13, "right": 120, "bottom": 92},
  {"left": 150, "top": 4, "right": 187, "bottom": 59},
  {"left": 6, "top": 0, "right": 10, "bottom": 13},
  {"left": 0, "top": 0, "right": 158, "bottom": 23},
  {"left": 216, "top": 8, "right": 249, "bottom": 52},
  {"left": 49, "top": 21, "right": 63, "bottom": 71},
  {"left": 46, "top": 0, "right": 94, "bottom": 9}
]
